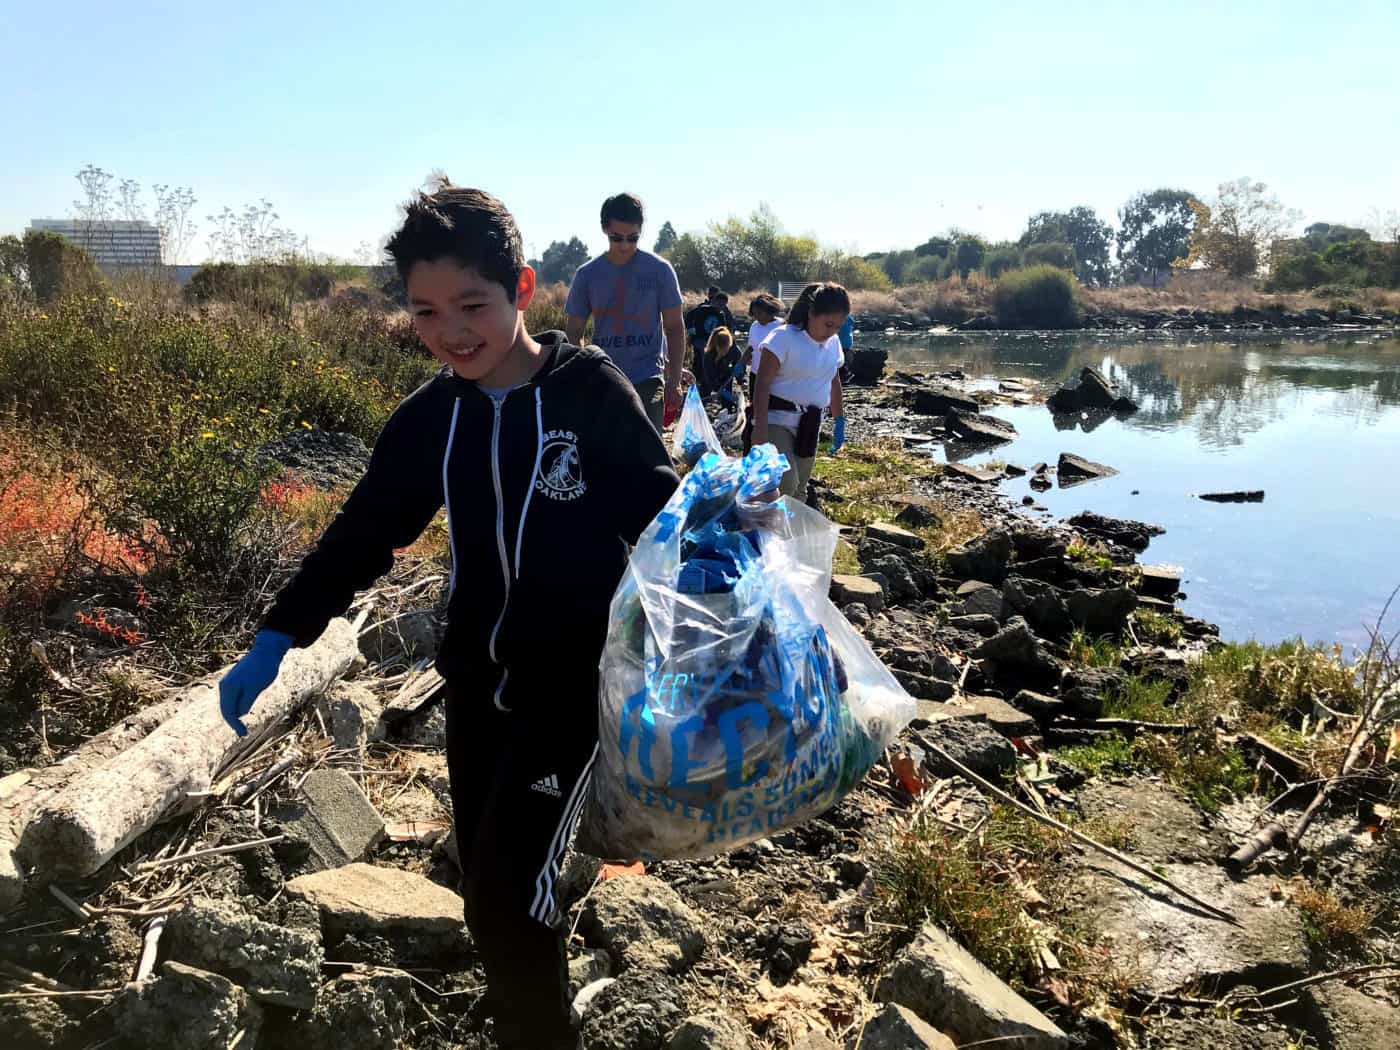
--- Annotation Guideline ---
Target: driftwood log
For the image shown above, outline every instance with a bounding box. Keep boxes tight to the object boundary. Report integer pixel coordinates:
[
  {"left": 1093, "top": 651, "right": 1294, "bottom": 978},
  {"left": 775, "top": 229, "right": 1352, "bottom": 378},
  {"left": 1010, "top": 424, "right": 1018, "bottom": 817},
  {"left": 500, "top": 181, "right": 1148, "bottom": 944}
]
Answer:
[{"left": 17, "top": 619, "right": 359, "bottom": 878}]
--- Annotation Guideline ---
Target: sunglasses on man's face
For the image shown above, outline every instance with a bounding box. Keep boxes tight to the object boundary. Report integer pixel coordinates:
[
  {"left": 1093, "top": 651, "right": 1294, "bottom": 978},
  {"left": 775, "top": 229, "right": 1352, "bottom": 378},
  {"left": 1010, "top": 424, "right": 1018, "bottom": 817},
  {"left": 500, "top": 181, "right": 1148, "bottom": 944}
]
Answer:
[{"left": 608, "top": 233, "right": 640, "bottom": 243}]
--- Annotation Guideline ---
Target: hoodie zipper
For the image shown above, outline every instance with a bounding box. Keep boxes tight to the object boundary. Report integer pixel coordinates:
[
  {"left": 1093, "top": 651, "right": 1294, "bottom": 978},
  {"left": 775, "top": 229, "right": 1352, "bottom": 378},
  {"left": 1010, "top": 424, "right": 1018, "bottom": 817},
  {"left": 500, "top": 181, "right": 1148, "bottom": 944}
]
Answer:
[{"left": 488, "top": 392, "right": 511, "bottom": 664}]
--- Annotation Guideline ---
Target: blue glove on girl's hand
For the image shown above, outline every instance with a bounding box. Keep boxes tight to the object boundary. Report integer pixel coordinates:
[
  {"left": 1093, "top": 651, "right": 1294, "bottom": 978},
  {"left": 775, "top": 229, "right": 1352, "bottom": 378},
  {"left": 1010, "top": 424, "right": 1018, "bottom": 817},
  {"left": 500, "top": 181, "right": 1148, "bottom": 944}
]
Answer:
[
  {"left": 219, "top": 629, "right": 295, "bottom": 737},
  {"left": 830, "top": 416, "right": 847, "bottom": 454}
]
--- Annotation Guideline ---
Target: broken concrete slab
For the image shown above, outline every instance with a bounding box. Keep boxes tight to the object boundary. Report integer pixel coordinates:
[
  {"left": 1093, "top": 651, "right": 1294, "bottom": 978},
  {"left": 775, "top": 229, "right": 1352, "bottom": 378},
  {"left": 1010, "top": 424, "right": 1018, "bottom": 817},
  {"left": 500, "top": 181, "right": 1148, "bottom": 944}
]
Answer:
[
  {"left": 284, "top": 862, "right": 463, "bottom": 953},
  {"left": 831, "top": 574, "right": 885, "bottom": 612},
  {"left": 272, "top": 768, "right": 385, "bottom": 871},
  {"left": 855, "top": 1003, "right": 956, "bottom": 1049},
  {"left": 1064, "top": 860, "right": 1307, "bottom": 996},
  {"left": 1137, "top": 565, "right": 1183, "bottom": 600},
  {"left": 113, "top": 961, "right": 263, "bottom": 1050},
  {"left": 875, "top": 922, "right": 1069, "bottom": 1049},
  {"left": 912, "top": 383, "right": 979, "bottom": 416},
  {"left": 316, "top": 681, "right": 387, "bottom": 752},
  {"left": 1077, "top": 782, "right": 1231, "bottom": 864},
  {"left": 1057, "top": 452, "right": 1119, "bottom": 486},
  {"left": 166, "top": 895, "right": 323, "bottom": 1009},
  {"left": 945, "top": 531, "right": 1013, "bottom": 584},
  {"left": 956, "top": 581, "right": 1006, "bottom": 620},
  {"left": 952, "top": 695, "right": 1039, "bottom": 739},
  {"left": 865, "top": 521, "right": 925, "bottom": 549},
  {"left": 578, "top": 874, "right": 707, "bottom": 975},
  {"left": 1066, "top": 585, "right": 1137, "bottom": 635},
  {"left": 20, "top": 618, "right": 361, "bottom": 877},
  {"left": 1303, "top": 981, "right": 1400, "bottom": 1050},
  {"left": 943, "top": 462, "right": 1001, "bottom": 484},
  {"left": 946, "top": 410, "right": 1018, "bottom": 446}
]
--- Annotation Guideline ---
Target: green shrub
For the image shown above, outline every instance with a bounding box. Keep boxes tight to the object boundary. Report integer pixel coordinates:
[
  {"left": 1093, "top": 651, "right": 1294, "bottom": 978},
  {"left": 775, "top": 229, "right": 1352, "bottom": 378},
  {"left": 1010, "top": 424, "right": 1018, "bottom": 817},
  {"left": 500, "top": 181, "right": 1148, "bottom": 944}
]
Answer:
[
  {"left": 992, "top": 265, "right": 1081, "bottom": 329},
  {"left": 1023, "top": 241, "right": 1076, "bottom": 271}
]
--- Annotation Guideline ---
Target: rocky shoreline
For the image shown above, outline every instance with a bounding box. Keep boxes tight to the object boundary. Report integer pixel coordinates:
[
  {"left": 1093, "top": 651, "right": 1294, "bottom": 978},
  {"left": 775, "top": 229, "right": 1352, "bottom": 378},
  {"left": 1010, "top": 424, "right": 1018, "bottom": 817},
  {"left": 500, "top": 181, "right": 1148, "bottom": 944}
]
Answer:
[
  {"left": 1, "top": 370, "right": 1396, "bottom": 1050},
  {"left": 849, "top": 305, "right": 1399, "bottom": 335}
]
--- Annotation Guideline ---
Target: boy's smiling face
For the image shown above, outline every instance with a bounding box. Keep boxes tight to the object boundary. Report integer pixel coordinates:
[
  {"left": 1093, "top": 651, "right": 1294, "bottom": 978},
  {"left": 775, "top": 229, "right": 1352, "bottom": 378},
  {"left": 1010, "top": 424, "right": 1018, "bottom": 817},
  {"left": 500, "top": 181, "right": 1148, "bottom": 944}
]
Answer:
[{"left": 407, "top": 259, "right": 536, "bottom": 382}]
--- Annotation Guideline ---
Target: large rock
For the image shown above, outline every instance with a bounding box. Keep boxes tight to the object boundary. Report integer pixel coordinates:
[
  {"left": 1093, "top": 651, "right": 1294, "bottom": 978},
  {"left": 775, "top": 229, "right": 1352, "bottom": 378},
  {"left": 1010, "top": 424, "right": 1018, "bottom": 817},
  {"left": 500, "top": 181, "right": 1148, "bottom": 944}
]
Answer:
[
  {"left": 894, "top": 497, "right": 942, "bottom": 529},
  {"left": 912, "top": 383, "right": 979, "bottom": 416},
  {"left": 1067, "top": 511, "right": 1162, "bottom": 553},
  {"left": 290, "top": 970, "right": 411, "bottom": 1050},
  {"left": 581, "top": 970, "right": 687, "bottom": 1050},
  {"left": 1046, "top": 366, "right": 1137, "bottom": 414},
  {"left": 831, "top": 574, "right": 885, "bottom": 612},
  {"left": 578, "top": 874, "right": 707, "bottom": 975},
  {"left": 946, "top": 410, "right": 1018, "bottom": 445},
  {"left": 0, "top": 841, "right": 21, "bottom": 910},
  {"left": 284, "top": 862, "right": 463, "bottom": 953},
  {"left": 1057, "top": 453, "right": 1118, "bottom": 485},
  {"left": 1136, "top": 565, "right": 1182, "bottom": 600},
  {"left": 1065, "top": 860, "right": 1307, "bottom": 996},
  {"left": 864, "top": 555, "right": 920, "bottom": 603},
  {"left": 113, "top": 961, "right": 263, "bottom": 1050},
  {"left": 919, "top": 717, "right": 1016, "bottom": 780},
  {"left": 875, "top": 923, "right": 1069, "bottom": 1048},
  {"left": 1060, "top": 667, "right": 1125, "bottom": 718},
  {"left": 166, "top": 896, "right": 323, "bottom": 1009},
  {"left": 271, "top": 769, "right": 386, "bottom": 872},
  {"left": 1077, "top": 782, "right": 1231, "bottom": 864},
  {"left": 668, "top": 1012, "right": 752, "bottom": 1049},
  {"left": 856, "top": 1003, "right": 955, "bottom": 1049},
  {"left": 846, "top": 347, "right": 888, "bottom": 386},
  {"left": 1065, "top": 586, "right": 1137, "bottom": 635},
  {"left": 944, "top": 531, "right": 1013, "bottom": 584},
  {"left": 1001, "top": 576, "right": 1072, "bottom": 638},
  {"left": 258, "top": 429, "right": 371, "bottom": 490},
  {"left": 956, "top": 581, "right": 1006, "bottom": 620},
  {"left": 973, "top": 617, "right": 1062, "bottom": 677}
]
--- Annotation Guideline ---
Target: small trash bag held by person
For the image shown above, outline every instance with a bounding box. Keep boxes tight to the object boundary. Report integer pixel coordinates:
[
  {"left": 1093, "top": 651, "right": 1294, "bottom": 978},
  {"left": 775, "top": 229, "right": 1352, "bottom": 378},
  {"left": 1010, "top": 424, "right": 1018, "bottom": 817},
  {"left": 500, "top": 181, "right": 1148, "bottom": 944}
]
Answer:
[{"left": 578, "top": 441, "right": 915, "bottom": 860}]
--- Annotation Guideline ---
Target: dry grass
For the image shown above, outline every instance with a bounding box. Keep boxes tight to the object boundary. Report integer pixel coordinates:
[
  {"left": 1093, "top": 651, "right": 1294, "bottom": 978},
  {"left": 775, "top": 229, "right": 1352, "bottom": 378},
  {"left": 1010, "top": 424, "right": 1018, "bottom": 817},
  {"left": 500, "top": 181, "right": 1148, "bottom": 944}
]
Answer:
[
  {"left": 1083, "top": 280, "right": 1400, "bottom": 315},
  {"left": 1292, "top": 882, "right": 1377, "bottom": 952}
]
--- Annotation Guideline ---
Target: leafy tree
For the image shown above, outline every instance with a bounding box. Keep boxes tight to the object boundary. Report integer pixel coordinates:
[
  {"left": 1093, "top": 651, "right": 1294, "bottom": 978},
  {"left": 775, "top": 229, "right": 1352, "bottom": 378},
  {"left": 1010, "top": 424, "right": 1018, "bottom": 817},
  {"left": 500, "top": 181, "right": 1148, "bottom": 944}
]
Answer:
[
  {"left": 816, "top": 252, "right": 892, "bottom": 291},
  {"left": 536, "top": 237, "right": 589, "bottom": 285},
  {"left": 915, "top": 235, "right": 952, "bottom": 258},
  {"left": 1117, "top": 189, "right": 1198, "bottom": 287},
  {"left": 666, "top": 232, "right": 708, "bottom": 290},
  {"left": 1020, "top": 206, "right": 1113, "bottom": 286},
  {"left": 953, "top": 236, "right": 986, "bottom": 279},
  {"left": 1179, "top": 178, "right": 1301, "bottom": 279},
  {"left": 653, "top": 221, "right": 677, "bottom": 254},
  {"left": 1300, "top": 222, "right": 1371, "bottom": 250},
  {"left": 877, "top": 249, "right": 917, "bottom": 284},
  {"left": 903, "top": 254, "right": 945, "bottom": 283},
  {"left": 1023, "top": 241, "right": 1075, "bottom": 271},
  {"left": 18, "top": 231, "right": 103, "bottom": 302},
  {"left": 983, "top": 244, "right": 1022, "bottom": 278}
]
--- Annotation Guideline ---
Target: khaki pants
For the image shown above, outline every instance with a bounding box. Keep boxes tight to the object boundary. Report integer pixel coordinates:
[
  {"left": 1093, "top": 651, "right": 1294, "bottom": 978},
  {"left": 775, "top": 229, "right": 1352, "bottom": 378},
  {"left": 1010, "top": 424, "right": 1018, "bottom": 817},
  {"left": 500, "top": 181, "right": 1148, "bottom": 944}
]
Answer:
[
  {"left": 633, "top": 377, "right": 664, "bottom": 433},
  {"left": 768, "top": 424, "right": 815, "bottom": 503}
]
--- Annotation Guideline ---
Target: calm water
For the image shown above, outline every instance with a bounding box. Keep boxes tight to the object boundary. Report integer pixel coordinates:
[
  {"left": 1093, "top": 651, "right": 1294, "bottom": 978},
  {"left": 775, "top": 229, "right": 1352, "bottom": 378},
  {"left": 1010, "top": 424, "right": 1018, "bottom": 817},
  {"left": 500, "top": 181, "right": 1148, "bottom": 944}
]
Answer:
[{"left": 871, "top": 330, "right": 1400, "bottom": 649}]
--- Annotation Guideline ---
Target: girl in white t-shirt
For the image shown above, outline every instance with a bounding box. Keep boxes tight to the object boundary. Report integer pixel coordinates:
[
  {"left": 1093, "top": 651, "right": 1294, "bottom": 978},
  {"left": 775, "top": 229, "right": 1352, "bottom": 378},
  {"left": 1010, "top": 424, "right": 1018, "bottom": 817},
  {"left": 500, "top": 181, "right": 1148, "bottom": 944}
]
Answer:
[
  {"left": 745, "top": 293, "right": 786, "bottom": 375},
  {"left": 752, "top": 282, "right": 849, "bottom": 501}
]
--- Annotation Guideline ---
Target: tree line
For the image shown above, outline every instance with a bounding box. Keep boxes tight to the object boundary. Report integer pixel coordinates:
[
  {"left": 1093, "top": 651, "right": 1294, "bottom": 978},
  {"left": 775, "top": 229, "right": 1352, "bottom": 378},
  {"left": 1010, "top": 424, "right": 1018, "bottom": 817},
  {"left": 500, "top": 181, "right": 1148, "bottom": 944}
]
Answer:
[{"left": 528, "top": 180, "right": 1399, "bottom": 294}]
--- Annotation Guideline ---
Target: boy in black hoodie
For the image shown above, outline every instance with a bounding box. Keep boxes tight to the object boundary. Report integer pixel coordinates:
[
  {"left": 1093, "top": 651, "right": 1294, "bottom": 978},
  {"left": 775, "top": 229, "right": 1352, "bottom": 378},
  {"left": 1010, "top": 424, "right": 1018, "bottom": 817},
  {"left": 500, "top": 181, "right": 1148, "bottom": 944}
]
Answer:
[{"left": 216, "top": 180, "right": 679, "bottom": 1049}]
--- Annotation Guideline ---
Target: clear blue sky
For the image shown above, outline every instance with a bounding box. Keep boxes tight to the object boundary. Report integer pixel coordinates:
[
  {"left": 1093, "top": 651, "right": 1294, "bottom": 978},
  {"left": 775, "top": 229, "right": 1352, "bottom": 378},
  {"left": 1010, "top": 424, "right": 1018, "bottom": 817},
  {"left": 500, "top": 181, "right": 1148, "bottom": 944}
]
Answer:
[{"left": 3, "top": 0, "right": 1397, "bottom": 263}]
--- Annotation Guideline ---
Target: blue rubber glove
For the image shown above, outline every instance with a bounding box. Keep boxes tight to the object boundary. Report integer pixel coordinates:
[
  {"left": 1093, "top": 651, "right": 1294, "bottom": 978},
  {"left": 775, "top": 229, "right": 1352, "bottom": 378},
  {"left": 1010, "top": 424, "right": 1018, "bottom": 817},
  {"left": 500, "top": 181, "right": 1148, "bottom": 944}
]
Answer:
[
  {"left": 830, "top": 416, "right": 847, "bottom": 455},
  {"left": 219, "top": 629, "right": 295, "bottom": 737}
]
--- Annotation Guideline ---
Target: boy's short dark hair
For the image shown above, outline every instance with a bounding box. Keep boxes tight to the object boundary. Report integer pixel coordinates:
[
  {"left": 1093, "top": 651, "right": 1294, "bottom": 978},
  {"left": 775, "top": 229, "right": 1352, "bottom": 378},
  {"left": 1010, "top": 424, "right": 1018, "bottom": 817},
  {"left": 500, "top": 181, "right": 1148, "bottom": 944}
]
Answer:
[
  {"left": 386, "top": 178, "right": 524, "bottom": 302},
  {"left": 713, "top": 292, "right": 729, "bottom": 304},
  {"left": 600, "top": 193, "right": 645, "bottom": 228}
]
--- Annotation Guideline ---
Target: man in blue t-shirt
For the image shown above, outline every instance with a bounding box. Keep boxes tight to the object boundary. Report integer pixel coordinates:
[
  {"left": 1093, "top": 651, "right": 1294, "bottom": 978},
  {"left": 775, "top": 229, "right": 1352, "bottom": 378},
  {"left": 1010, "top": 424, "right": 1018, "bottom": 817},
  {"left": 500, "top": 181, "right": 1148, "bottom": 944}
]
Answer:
[{"left": 565, "top": 193, "right": 686, "bottom": 430}]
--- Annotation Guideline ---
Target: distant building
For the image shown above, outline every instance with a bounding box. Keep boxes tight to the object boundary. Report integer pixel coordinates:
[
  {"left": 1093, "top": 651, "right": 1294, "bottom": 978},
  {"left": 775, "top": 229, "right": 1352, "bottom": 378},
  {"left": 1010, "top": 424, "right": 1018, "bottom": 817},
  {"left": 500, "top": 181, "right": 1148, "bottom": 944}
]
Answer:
[{"left": 26, "top": 219, "right": 163, "bottom": 269}]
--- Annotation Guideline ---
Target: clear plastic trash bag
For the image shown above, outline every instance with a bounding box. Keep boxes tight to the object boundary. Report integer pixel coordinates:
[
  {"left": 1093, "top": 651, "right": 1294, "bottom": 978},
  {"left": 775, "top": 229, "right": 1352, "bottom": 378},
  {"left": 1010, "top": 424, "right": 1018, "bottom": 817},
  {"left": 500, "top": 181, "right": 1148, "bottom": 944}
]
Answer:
[
  {"left": 672, "top": 384, "right": 723, "bottom": 467},
  {"left": 577, "top": 444, "right": 915, "bottom": 860}
]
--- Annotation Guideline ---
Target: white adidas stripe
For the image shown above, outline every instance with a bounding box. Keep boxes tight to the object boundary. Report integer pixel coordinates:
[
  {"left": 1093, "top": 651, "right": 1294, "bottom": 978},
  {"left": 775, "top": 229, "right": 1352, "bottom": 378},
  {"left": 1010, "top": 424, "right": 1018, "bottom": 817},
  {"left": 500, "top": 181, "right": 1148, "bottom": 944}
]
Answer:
[{"left": 528, "top": 747, "right": 597, "bottom": 923}]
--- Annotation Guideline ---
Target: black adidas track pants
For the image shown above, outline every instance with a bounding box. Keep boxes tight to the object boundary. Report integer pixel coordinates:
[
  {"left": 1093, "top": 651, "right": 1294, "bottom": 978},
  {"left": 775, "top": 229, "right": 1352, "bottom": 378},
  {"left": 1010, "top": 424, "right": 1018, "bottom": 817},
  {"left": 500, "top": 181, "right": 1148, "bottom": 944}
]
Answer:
[{"left": 445, "top": 679, "right": 598, "bottom": 1050}]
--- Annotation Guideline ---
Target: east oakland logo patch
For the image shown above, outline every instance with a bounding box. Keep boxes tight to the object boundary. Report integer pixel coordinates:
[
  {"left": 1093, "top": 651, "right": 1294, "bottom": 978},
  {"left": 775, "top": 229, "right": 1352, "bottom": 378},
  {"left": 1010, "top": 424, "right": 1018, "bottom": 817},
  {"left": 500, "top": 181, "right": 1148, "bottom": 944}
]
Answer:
[{"left": 537, "top": 429, "right": 587, "bottom": 501}]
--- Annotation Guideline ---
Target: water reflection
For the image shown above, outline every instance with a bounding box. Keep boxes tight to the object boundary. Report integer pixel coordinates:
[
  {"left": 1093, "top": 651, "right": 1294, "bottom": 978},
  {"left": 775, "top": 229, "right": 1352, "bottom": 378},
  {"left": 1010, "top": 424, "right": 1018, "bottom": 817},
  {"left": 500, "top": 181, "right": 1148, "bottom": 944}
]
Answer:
[{"left": 870, "top": 332, "right": 1400, "bottom": 648}]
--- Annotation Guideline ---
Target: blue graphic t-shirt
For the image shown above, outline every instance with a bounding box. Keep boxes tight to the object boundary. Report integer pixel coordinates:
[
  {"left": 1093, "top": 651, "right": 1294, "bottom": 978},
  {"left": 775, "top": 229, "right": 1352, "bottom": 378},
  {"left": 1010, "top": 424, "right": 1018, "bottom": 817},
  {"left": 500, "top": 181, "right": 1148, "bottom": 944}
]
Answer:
[{"left": 565, "top": 250, "right": 683, "bottom": 383}]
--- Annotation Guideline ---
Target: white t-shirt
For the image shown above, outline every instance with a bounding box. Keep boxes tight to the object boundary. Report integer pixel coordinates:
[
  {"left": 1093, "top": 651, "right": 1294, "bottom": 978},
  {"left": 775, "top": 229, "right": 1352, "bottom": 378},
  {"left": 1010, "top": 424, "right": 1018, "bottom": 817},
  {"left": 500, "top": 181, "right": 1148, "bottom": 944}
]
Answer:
[
  {"left": 757, "top": 324, "right": 842, "bottom": 430},
  {"left": 747, "top": 319, "right": 781, "bottom": 373}
]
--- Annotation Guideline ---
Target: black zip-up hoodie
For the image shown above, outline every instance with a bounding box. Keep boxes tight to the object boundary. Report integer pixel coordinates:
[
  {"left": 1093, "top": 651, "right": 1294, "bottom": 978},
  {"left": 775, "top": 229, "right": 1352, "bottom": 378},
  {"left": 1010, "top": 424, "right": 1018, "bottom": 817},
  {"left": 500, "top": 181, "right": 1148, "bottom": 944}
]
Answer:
[{"left": 264, "top": 333, "right": 679, "bottom": 712}]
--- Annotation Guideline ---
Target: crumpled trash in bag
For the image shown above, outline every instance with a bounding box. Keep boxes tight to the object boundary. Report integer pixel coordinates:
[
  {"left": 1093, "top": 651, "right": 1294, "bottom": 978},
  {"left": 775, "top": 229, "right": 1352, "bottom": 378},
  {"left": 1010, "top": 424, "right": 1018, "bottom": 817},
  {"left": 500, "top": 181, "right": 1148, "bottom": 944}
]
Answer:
[
  {"left": 577, "top": 444, "right": 916, "bottom": 860},
  {"left": 671, "top": 384, "right": 723, "bottom": 467}
]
